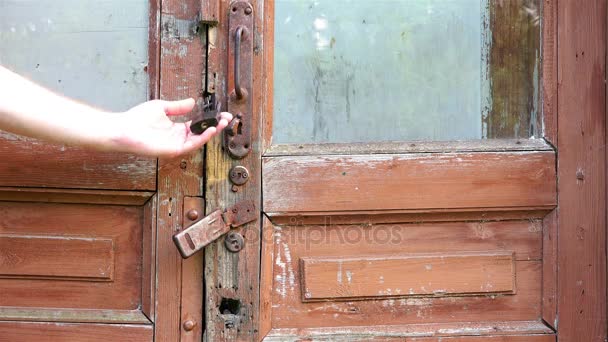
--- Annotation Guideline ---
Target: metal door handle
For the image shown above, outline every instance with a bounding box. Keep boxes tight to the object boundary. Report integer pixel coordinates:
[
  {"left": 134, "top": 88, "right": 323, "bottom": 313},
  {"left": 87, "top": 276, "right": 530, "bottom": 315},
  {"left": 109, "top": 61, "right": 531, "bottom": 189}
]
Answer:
[{"left": 233, "top": 25, "right": 247, "bottom": 100}]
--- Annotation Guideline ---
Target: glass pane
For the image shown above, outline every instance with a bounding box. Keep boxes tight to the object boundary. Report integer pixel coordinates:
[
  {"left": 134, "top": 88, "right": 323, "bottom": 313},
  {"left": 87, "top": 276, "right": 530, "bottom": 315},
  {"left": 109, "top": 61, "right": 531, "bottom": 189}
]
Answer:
[
  {"left": 0, "top": 0, "right": 149, "bottom": 112},
  {"left": 273, "top": 0, "right": 541, "bottom": 143}
]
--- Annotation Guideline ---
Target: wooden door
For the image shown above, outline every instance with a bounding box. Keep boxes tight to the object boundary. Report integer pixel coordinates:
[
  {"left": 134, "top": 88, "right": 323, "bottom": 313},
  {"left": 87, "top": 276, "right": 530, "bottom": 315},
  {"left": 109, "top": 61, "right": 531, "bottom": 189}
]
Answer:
[
  {"left": 203, "top": 0, "right": 606, "bottom": 341},
  {"left": 0, "top": 1, "right": 206, "bottom": 341}
]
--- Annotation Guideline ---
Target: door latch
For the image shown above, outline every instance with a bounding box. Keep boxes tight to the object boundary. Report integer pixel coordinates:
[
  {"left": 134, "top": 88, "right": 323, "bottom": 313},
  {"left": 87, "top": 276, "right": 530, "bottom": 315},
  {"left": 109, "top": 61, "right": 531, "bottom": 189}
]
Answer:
[
  {"left": 173, "top": 200, "right": 257, "bottom": 258},
  {"left": 190, "top": 94, "right": 221, "bottom": 135}
]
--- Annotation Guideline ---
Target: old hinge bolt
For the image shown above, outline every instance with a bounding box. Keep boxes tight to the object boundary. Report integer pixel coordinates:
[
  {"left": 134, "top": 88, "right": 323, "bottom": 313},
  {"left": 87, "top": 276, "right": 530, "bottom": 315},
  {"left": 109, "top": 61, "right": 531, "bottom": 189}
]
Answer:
[
  {"left": 183, "top": 320, "right": 196, "bottom": 331},
  {"left": 186, "top": 210, "right": 199, "bottom": 221}
]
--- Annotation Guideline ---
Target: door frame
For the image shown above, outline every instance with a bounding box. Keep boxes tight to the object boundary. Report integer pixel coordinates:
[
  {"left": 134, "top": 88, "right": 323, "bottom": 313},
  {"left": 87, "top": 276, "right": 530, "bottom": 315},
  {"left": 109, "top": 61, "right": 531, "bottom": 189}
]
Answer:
[{"left": 194, "top": 0, "right": 608, "bottom": 341}]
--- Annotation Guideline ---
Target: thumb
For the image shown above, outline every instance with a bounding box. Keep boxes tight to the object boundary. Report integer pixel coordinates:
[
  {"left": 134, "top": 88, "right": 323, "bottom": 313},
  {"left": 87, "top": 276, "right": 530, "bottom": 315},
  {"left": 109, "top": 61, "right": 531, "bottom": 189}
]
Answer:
[{"left": 163, "top": 98, "right": 196, "bottom": 116}]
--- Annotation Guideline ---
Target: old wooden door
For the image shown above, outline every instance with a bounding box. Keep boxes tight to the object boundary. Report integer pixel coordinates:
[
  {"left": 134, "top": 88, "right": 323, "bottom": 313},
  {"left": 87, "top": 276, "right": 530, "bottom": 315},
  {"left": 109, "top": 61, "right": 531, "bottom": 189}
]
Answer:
[
  {"left": 202, "top": 0, "right": 606, "bottom": 341},
  {"left": 0, "top": 1, "right": 206, "bottom": 341}
]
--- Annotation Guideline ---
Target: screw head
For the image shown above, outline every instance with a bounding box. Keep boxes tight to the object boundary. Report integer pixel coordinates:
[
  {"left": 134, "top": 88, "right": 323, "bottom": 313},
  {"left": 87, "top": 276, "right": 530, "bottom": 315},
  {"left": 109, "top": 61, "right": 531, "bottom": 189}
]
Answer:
[
  {"left": 244, "top": 7, "right": 252, "bottom": 15},
  {"left": 183, "top": 320, "right": 196, "bottom": 331},
  {"left": 224, "top": 232, "right": 244, "bottom": 253},
  {"left": 186, "top": 210, "right": 199, "bottom": 221}
]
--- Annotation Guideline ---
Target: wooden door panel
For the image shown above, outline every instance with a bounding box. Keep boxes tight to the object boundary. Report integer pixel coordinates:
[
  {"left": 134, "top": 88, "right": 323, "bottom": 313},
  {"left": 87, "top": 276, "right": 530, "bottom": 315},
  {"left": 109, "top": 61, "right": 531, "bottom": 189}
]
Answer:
[
  {"left": 263, "top": 150, "right": 556, "bottom": 214},
  {"left": 0, "top": 202, "right": 143, "bottom": 312},
  {"left": 300, "top": 252, "right": 516, "bottom": 301},
  {"left": 0, "top": 133, "right": 156, "bottom": 191},
  {"left": 0, "top": 321, "right": 153, "bottom": 342},
  {"left": 264, "top": 219, "right": 542, "bottom": 331}
]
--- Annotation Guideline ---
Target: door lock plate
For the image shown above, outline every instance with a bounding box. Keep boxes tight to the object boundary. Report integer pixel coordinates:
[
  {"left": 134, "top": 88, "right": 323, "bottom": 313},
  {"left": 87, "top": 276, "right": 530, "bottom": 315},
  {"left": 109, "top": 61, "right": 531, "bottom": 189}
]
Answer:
[{"left": 173, "top": 200, "right": 257, "bottom": 258}]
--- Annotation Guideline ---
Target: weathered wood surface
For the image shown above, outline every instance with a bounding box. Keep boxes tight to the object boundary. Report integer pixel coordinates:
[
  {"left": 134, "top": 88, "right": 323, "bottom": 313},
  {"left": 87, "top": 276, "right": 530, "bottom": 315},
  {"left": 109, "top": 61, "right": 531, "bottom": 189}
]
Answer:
[
  {"left": 264, "top": 151, "right": 556, "bottom": 213},
  {"left": 156, "top": 0, "right": 206, "bottom": 340},
  {"left": 557, "top": 1, "right": 607, "bottom": 341},
  {"left": 0, "top": 322, "right": 153, "bottom": 342},
  {"left": 0, "top": 187, "right": 154, "bottom": 205},
  {"left": 0, "top": 308, "right": 150, "bottom": 324},
  {"left": 0, "top": 202, "right": 142, "bottom": 311},
  {"left": 264, "top": 321, "right": 553, "bottom": 341},
  {"left": 263, "top": 220, "right": 542, "bottom": 332},
  {"left": 0, "top": 133, "right": 156, "bottom": 190},
  {"left": 542, "top": 0, "right": 557, "bottom": 145},
  {"left": 0, "top": 235, "right": 114, "bottom": 281},
  {"left": 300, "top": 252, "right": 516, "bottom": 301},
  {"left": 484, "top": 0, "right": 541, "bottom": 139},
  {"left": 203, "top": 0, "right": 263, "bottom": 340}
]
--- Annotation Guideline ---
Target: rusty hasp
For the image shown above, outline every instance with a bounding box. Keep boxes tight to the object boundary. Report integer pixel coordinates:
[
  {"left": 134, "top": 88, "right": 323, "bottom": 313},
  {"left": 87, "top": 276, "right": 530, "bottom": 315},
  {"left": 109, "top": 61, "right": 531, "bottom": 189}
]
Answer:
[
  {"left": 173, "top": 200, "right": 257, "bottom": 258},
  {"left": 190, "top": 95, "right": 221, "bottom": 135}
]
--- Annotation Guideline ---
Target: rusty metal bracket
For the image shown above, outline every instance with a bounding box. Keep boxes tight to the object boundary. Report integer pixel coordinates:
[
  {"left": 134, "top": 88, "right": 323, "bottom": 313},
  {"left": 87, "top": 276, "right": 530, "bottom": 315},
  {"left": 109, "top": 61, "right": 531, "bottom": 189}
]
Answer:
[
  {"left": 173, "top": 200, "right": 257, "bottom": 258},
  {"left": 224, "top": 0, "right": 254, "bottom": 159}
]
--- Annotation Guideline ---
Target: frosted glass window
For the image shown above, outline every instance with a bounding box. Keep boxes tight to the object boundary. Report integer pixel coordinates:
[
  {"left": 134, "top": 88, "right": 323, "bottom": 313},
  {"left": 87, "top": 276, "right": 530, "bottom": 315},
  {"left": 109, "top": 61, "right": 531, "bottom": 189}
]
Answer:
[{"left": 272, "top": 0, "right": 541, "bottom": 143}]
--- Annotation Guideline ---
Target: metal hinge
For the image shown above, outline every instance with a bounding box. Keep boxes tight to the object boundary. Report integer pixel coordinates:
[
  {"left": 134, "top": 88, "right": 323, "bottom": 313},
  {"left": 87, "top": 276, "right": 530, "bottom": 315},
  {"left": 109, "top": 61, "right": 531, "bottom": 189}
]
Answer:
[{"left": 173, "top": 200, "right": 257, "bottom": 258}]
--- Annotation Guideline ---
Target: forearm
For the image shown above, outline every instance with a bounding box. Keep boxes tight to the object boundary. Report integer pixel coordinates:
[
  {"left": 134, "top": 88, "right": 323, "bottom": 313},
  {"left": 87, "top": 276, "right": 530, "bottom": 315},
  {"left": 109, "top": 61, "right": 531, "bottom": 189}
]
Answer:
[{"left": 0, "top": 65, "right": 117, "bottom": 149}]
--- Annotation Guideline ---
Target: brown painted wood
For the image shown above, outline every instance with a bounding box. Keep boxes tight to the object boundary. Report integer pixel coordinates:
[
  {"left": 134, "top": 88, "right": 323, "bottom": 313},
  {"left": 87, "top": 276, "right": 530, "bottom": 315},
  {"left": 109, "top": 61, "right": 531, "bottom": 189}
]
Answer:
[
  {"left": 300, "top": 252, "right": 515, "bottom": 301},
  {"left": 203, "top": 0, "right": 263, "bottom": 340},
  {"left": 263, "top": 151, "right": 556, "bottom": 213},
  {"left": 265, "top": 139, "right": 552, "bottom": 157},
  {"left": 263, "top": 220, "right": 542, "bottom": 331},
  {"left": 0, "top": 187, "right": 154, "bottom": 206},
  {"left": 485, "top": 0, "right": 541, "bottom": 139},
  {"left": 541, "top": 210, "right": 557, "bottom": 328},
  {"left": 263, "top": 321, "right": 553, "bottom": 341},
  {"left": 0, "top": 202, "right": 142, "bottom": 311},
  {"left": 0, "top": 308, "right": 150, "bottom": 324},
  {"left": 156, "top": 0, "right": 206, "bottom": 340},
  {"left": 201, "top": 0, "right": 219, "bottom": 24},
  {"left": 0, "top": 235, "right": 114, "bottom": 281},
  {"left": 407, "top": 336, "right": 554, "bottom": 342},
  {"left": 557, "top": 1, "right": 608, "bottom": 340},
  {"left": 142, "top": 196, "right": 157, "bottom": 322},
  {"left": 181, "top": 197, "right": 204, "bottom": 342},
  {"left": 0, "top": 132, "right": 156, "bottom": 191},
  {"left": 0, "top": 322, "right": 153, "bottom": 342}
]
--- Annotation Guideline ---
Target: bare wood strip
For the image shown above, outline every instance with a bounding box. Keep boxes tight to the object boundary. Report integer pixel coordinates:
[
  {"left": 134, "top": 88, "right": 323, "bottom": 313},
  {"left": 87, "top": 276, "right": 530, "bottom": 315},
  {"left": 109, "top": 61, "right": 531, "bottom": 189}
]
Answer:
[
  {"left": 265, "top": 139, "right": 551, "bottom": 157},
  {"left": 0, "top": 132, "right": 156, "bottom": 191},
  {"left": 156, "top": 0, "right": 206, "bottom": 339},
  {"left": 203, "top": 0, "right": 264, "bottom": 340},
  {"left": 0, "top": 187, "right": 154, "bottom": 205},
  {"left": 542, "top": 0, "right": 557, "bottom": 145},
  {"left": 0, "top": 308, "right": 150, "bottom": 324},
  {"left": 263, "top": 320, "right": 553, "bottom": 341},
  {"left": 300, "top": 252, "right": 515, "bottom": 301},
  {"left": 0, "top": 321, "right": 153, "bottom": 342},
  {"left": 0, "top": 235, "right": 114, "bottom": 281},
  {"left": 556, "top": 1, "right": 607, "bottom": 340},
  {"left": 263, "top": 152, "right": 556, "bottom": 213}
]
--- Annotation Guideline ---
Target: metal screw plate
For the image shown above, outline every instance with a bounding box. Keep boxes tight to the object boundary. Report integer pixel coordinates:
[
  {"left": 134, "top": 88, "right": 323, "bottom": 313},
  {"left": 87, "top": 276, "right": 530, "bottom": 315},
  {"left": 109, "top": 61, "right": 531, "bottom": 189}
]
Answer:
[
  {"left": 229, "top": 165, "right": 250, "bottom": 185},
  {"left": 224, "top": 232, "right": 244, "bottom": 253}
]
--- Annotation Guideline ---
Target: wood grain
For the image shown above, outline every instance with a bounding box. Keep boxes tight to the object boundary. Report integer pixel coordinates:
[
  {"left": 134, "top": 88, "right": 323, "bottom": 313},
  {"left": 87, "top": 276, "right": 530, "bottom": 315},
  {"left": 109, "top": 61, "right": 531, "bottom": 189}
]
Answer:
[
  {"left": 142, "top": 196, "right": 157, "bottom": 321},
  {"left": 300, "top": 252, "right": 515, "bottom": 301},
  {"left": 156, "top": 0, "right": 206, "bottom": 340},
  {"left": 264, "top": 151, "right": 556, "bottom": 213},
  {"left": 263, "top": 320, "right": 553, "bottom": 341},
  {"left": 181, "top": 197, "right": 204, "bottom": 342},
  {"left": 485, "top": 0, "right": 541, "bottom": 139},
  {"left": 0, "top": 187, "right": 154, "bottom": 206},
  {"left": 557, "top": 1, "right": 607, "bottom": 340},
  {"left": 266, "top": 220, "right": 542, "bottom": 330},
  {"left": 0, "top": 133, "right": 156, "bottom": 191},
  {"left": 0, "top": 202, "right": 142, "bottom": 311},
  {"left": 0, "top": 235, "right": 114, "bottom": 281},
  {"left": 203, "top": 0, "right": 263, "bottom": 340},
  {"left": 0, "top": 322, "right": 152, "bottom": 342},
  {"left": 542, "top": 0, "right": 557, "bottom": 145}
]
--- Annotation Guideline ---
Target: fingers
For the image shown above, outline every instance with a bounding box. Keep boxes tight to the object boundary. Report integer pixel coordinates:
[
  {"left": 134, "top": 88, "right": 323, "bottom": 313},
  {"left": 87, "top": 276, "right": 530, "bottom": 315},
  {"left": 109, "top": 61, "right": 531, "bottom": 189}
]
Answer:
[
  {"left": 163, "top": 98, "right": 196, "bottom": 116},
  {"left": 181, "top": 127, "right": 218, "bottom": 154}
]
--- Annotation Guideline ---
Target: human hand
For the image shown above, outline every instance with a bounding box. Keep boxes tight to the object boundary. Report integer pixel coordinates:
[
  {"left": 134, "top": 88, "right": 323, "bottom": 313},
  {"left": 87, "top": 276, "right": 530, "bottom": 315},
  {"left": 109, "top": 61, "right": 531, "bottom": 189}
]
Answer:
[{"left": 109, "top": 98, "right": 232, "bottom": 157}]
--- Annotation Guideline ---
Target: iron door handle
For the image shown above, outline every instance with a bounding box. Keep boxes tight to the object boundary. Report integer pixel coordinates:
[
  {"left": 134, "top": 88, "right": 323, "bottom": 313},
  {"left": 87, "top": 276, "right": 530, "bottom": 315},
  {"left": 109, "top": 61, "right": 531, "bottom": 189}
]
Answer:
[{"left": 233, "top": 25, "right": 247, "bottom": 100}]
